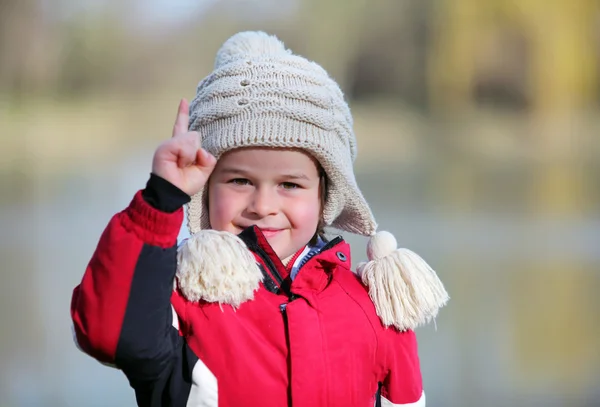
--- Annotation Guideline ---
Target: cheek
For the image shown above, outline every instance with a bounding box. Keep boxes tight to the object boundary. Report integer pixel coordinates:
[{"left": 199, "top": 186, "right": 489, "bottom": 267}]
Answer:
[
  {"left": 207, "top": 185, "right": 239, "bottom": 232},
  {"left": 286, "top": 194, "right": 321, "bottom": 228}
]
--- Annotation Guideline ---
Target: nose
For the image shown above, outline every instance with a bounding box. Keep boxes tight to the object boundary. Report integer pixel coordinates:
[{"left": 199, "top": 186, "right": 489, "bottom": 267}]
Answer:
[{"left": 247, "top": 186, "right": 278, "bottom": 218}]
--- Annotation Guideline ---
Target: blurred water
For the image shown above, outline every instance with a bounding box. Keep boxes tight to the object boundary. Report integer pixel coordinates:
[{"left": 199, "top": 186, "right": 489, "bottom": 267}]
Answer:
[{"left": 0, "top": 147, "right": 598, "bottom": 407}]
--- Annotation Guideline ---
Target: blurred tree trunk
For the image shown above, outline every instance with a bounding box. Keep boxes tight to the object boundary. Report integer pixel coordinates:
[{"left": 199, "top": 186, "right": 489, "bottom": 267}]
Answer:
[
  {"left": 348, "top": 0, "right": 433, "bottom": 109},
  {"left": 0, "top": 0, "right": 55, "bottom": 97},
  {"left": 526, "top": 0, "right": 598, "bottom": 117},
  {"left": 427, "top": 0, "right": 599, "bottom": 121},
  {"left": 427, "top": 0, "right": 482, "bottom": 114},
  {"left": 296, "top": 0, "right": 433, "bottom": 107}
]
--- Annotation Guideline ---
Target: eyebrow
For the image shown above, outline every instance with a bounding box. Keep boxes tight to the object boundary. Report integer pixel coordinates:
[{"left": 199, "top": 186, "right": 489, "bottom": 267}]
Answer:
[
  {"left": 281, "top": 173, "right": 310, "bottom": 181},
  {"left": 219, "top": 167, "right": 311, "bottom": 181},
  {"left": 219, "top": 168, "right": 249, "bottom": 176}
]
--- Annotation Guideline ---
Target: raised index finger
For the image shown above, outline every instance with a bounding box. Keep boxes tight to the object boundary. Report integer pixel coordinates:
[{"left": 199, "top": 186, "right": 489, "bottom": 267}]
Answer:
[{"left": 172, "top": 98, "right": 190, "bottom": 137}]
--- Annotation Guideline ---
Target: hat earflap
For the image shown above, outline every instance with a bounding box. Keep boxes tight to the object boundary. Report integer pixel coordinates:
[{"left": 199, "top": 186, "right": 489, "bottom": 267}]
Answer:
[
  {"left": 357, "top": 231, "right": 449, "bottom": 331},
  {"left": 176, "top": 230, "right": 263, "bottom": 308}
]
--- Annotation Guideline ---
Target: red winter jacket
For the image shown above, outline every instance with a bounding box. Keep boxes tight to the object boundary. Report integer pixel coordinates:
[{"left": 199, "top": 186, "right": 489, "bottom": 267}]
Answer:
[{"left": 71, "top": 187, "right": 425, "bottom": 407}]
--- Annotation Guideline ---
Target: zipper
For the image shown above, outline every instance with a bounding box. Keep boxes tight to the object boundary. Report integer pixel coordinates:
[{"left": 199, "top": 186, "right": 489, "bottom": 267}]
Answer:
[
  {"left": 238, "top": 226, "right": 286, "bottom": 294},
  {"left": 280, "top": 302, "right": 293, "bottom": 404},
  {"left": 252, "top": 244, "right": 286, "bottom": 295},
  {"left": 259, "top": 265, "right": 280, "bottom": 293},
  {"left": 252, "top": 234, "right": 344, "bottom": 297},
  {"left": 277, "top": 238, "right": 344, "bottom": 405},
  {"left": 254, "top": 245, "right": 284, "bottom": 286},
  {"left": 320, "top": 235, "right": 343, "bottom": 252},
  {"left": 293, "top": 235, "right": 344, "bottom": 275}
]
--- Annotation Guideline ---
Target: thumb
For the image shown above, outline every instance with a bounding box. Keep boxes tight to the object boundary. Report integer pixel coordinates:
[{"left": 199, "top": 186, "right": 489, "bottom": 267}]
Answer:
[{"left": 195, "top": 148, "right": 217, "bottom": 170}]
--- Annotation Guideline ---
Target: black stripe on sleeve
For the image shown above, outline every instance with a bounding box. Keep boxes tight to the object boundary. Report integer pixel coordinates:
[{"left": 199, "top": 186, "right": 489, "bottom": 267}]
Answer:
[
  {"left": 127, "top": 332, "right": 200, "bottom": 407},
  {"left": 116, "top": 243, "right": 179, "bottom": 380},
  {"left": 115, "top": 241, "right": 205, "bottom": 407}
]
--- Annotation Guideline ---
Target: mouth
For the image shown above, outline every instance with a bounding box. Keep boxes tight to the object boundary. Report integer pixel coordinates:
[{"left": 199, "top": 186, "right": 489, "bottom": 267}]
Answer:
[
  {"left": 260, "top": 229, "right": 284, "bottom": 238},
  {"left": 236, "top": 225, "right": 284, "bottom": 238}
]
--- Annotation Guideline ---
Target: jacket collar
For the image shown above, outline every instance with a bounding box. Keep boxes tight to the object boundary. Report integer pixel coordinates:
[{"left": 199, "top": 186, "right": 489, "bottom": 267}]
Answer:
[{"left": 237, "top": 225, "right": 350, "bottom": 297}]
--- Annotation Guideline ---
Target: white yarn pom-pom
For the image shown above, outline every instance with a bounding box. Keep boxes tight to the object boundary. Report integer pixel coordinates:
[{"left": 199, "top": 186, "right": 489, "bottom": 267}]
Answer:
[
  {"left": 214, "top": 31, "right": 290, "bottom": 68},
  {"left": 358, "top": 231, "right": 449, "bottom": 331},
  {"left": 367, "top": 230, "right": 397, "bottom": 260},
  {"left": 176, "top": 230, "right": 263, "bottom": 308}
]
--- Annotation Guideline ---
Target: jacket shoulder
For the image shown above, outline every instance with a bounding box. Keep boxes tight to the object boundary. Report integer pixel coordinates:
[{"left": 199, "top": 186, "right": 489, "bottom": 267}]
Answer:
[{"left": 332, "top": 267, "right": 385, "bottom": 330}]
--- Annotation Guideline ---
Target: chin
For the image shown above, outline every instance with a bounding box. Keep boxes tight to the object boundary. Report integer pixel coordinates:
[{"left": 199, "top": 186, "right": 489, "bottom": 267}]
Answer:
[
  {"left": 268, "top": 240, "right": 286, "bottom": 256},
  {"left": 267, "top": 240, "right": 291, "bottom": 259}
]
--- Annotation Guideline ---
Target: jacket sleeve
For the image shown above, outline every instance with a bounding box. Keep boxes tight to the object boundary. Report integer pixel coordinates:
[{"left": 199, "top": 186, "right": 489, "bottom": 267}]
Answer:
[
  {"left": 379, "top": 329, "right": 426, "bottom": 406},
  {"left": 70, "top": 174, "right": 195, "bottom": 406}
]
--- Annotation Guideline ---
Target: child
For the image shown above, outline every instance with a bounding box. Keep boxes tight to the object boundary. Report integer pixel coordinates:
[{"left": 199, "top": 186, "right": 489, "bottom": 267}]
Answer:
[{"left": 70, "top": 31, "right": 448, "bottom": 407}]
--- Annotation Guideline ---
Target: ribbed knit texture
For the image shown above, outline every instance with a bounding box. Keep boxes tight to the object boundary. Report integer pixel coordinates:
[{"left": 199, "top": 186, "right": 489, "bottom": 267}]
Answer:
[{"left": 186, "top": 31, "right": 377, "bottom": 236}]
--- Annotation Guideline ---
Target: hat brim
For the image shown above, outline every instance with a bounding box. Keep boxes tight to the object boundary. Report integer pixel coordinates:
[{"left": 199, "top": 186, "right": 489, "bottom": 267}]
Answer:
[{"left": 186, "top": 118, "right": 377, "bottom": 237}]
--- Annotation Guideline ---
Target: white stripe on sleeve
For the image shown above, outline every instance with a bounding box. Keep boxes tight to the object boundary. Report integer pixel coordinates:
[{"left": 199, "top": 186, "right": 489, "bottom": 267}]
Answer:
[
  {"left": 187, "top": 358, "right": 218, "bottom": 407},
  {"left": 380, "top": 391, "right": 425, "bottom": 407}
]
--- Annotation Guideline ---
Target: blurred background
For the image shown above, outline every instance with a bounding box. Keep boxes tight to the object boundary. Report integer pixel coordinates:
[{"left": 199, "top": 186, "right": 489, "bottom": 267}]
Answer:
[{"left": 1, "top": 0, "right": 599, "bottom": 406}]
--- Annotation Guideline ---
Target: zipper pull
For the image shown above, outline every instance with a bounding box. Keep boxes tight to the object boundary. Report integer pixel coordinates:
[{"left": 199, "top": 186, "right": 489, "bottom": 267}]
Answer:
[{"left": 280, "top": 303, "right": 287, "bottom": 313}]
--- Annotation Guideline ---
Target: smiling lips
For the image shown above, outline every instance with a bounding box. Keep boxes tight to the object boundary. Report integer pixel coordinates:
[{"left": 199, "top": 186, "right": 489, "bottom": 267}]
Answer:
[
  {"left": 237, "top": 225, "right": 284, "bottom": 237},
  {"left": 260, "top": 229, "right": 284, "bottom": 238}
]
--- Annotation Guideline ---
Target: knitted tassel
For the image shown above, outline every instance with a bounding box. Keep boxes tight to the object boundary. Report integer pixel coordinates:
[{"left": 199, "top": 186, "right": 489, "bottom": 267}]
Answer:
[
  {"left": 176, "top": 230, "right": 263, "bottom": 308},
  {"left": 357, "top": 231, "right": 449, "bottom": 331}
]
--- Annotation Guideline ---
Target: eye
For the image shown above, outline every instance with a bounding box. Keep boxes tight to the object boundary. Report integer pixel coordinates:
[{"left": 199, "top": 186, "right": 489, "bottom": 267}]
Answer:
[
  {"left": 281, "top": 182, "right": 300, "bottom": 190},
  {"left": 229, "top": 178, "right": 251, "bottom": 186}
]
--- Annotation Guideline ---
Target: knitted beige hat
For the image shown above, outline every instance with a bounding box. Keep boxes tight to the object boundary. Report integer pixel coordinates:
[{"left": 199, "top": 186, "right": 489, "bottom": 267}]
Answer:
[
  {"left": 178, "top": 31, "right": 449, "bottom": 331},
  {"left": 186, "top": 31, "right": 376, "bottom": 237}
]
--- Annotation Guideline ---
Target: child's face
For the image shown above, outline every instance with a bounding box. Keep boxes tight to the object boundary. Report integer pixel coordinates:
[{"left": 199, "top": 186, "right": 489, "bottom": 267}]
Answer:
[{"left": 207, "top": 147, "right": 322, "bottom": 260}]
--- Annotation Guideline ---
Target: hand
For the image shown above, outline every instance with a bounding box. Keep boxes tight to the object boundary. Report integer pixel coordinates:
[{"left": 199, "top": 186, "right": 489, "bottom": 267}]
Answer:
[{"left": 151, "top": 99, "right": 217, "bottom": 196}]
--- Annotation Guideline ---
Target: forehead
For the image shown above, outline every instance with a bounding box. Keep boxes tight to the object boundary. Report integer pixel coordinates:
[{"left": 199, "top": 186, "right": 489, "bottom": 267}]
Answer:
[{"left": 215, "top": 147, "right": 321, "bottom": 175}]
